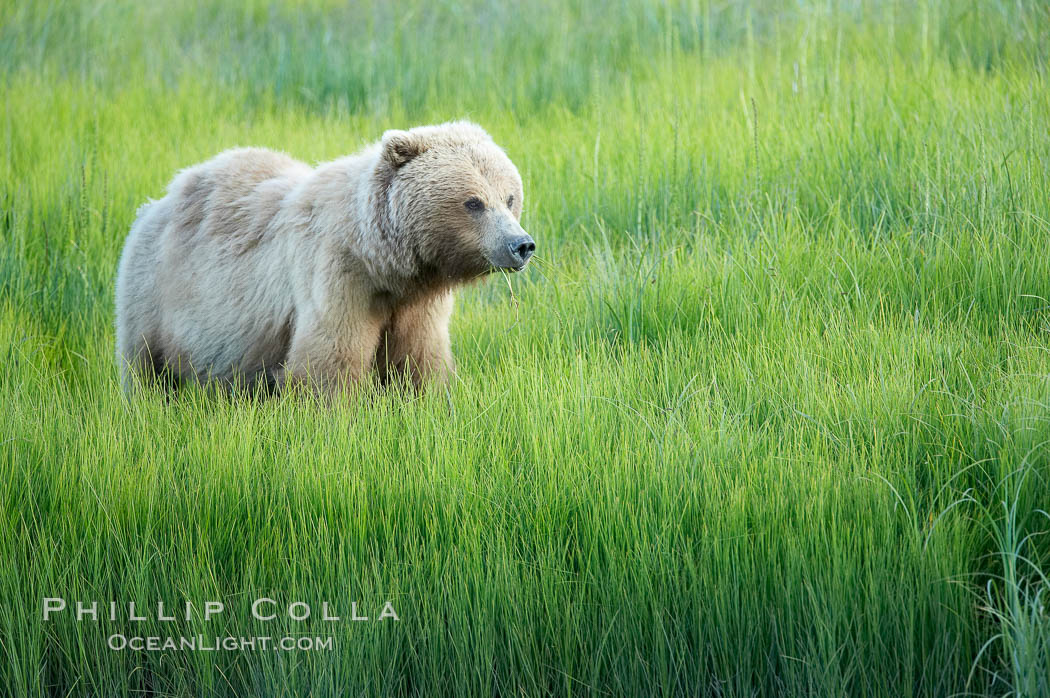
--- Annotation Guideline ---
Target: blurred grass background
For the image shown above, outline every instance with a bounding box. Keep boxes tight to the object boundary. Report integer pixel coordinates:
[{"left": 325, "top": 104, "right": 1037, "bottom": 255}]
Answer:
[{"left": 2, "top": 0, "right": 1049, "bottom": 695}]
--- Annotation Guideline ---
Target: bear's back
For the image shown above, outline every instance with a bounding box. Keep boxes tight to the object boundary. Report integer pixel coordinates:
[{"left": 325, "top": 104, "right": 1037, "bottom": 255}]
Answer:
[{"left": 166, "top": 148, "right": 312, "bottom": 248}]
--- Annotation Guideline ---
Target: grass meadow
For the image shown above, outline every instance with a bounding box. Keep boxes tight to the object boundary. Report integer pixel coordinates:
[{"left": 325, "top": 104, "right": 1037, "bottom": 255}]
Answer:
[{"left": 2, "top": 0, "right": 1050, "bottom": 695}]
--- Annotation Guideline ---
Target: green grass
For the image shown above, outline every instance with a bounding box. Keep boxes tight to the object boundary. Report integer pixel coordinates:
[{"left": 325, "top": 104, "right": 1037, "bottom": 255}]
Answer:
[{"left": 2, "top": 0, "right": 1050, "bottom": 695}]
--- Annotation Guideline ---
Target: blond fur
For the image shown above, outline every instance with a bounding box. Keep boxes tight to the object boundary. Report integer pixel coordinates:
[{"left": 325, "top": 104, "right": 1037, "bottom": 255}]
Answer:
[{"left": 115, "top": 121, "right": 528, "bottom": 394}]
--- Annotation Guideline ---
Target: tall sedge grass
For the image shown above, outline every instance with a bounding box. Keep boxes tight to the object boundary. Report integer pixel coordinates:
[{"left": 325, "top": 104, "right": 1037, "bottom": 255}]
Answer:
[{"left": 2, "top": 1, "right": 1048, "bottom": 695}]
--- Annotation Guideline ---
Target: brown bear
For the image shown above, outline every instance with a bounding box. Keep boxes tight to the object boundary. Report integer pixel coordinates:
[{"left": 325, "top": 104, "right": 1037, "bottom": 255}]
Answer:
[{"left": 114, "top": 121, "right": 533, "bottom": 394}]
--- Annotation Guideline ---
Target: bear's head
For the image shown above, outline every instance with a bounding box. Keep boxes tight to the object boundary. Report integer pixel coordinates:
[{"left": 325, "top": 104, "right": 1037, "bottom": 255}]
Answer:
[{"left": 379, "top": 122, "right": 534, "bottom": 283}]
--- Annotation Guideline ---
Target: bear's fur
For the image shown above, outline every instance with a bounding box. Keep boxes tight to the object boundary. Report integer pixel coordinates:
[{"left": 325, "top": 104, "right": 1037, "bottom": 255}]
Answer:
[{"left": 115, "top": 121, "right": 532, "bottom": 394}]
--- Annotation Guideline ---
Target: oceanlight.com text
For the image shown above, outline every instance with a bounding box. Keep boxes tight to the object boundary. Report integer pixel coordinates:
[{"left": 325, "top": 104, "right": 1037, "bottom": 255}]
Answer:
[{"left": 107, "top": 634, "right": 334, "bottom": 652}]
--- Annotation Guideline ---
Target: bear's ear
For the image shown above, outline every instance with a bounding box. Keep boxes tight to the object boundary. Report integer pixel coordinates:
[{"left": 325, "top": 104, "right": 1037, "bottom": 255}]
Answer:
[{"left": 381, "top": 130, "right": 427, "bottom": 168}]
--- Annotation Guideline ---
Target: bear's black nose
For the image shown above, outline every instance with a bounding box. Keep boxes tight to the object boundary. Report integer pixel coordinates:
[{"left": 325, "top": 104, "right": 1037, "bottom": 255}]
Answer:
[{"left": 509, "top": 235, "right": 536, "bottom": 264}]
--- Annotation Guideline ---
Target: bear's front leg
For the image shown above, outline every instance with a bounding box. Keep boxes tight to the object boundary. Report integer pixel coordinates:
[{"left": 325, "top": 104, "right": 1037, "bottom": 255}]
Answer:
[
  {"left": 376, "top": 290, "right": 456, "bottom": 389},
  {"left": 280, "top": 307, "right": 385, "bottom": 396}
]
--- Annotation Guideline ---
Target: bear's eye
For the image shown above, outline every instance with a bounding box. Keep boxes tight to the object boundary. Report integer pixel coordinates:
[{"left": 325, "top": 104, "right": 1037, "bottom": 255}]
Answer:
[
  {"left": 506, "top": 195, "right": 515, "bottom": 209},
  {"left": 464, "top": 197, "right": 485, "bottom": 212}
]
